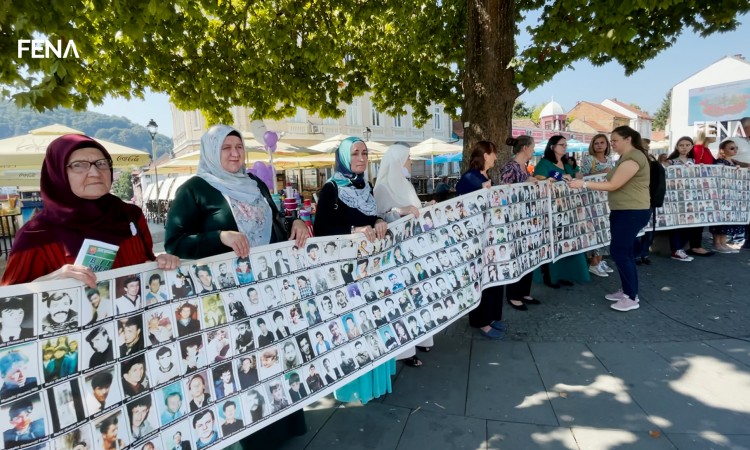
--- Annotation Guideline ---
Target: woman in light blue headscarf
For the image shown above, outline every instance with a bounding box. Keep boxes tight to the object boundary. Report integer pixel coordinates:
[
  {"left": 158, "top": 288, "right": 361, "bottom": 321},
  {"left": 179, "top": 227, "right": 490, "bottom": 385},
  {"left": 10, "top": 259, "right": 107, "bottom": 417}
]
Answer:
[
  {"left": 313, "top": 136, "right": 388, "bottom": 240},
  {"left": 314, "top": 136, "right": 395, "bottom": 404},
  {"left": 166, "top": 124, "right": 309, "bottom": 258}
]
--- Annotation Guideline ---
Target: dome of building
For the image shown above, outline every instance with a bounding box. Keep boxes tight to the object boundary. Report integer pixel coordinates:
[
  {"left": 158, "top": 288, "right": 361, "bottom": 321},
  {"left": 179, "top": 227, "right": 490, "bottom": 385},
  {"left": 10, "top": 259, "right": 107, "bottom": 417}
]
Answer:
[{"left": 540, "top": 101, "right": 565, "bottom": 117}]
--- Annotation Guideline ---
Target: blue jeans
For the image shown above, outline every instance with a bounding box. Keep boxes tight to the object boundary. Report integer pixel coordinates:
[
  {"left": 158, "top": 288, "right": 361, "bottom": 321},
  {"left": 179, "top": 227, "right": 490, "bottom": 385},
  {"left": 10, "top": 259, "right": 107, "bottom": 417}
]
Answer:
[
  {"left": 633, "top": 211, "right": 654, "bottom": 258},
  {"left": 610, "top": 209, "right": 651, "bottom": 299}
]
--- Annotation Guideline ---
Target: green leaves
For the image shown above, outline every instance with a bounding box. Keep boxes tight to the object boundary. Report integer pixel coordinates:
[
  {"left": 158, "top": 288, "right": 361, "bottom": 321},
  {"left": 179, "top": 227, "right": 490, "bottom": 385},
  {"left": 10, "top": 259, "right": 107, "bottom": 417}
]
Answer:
[{"left": 2, "top": 0, "right": 748, "bottom": 128}]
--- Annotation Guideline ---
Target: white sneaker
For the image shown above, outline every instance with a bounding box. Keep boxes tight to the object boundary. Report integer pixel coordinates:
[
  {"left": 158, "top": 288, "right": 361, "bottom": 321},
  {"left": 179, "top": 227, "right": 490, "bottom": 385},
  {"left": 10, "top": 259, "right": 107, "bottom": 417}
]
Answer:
[
  {"left": 605, "top": 290, "right": 625, "bottom": 301},
  {"left": 589, "top": 265, "right": 609, "bottom": 277},
  {"left": 671, "top": 250, "right": 694, "bottom": 261},
  {"left": 611, "top": 296, "right": 640, "bottom": 312},
  {"left": 599, "top": 261, "right": 614, "bottom": 273}
]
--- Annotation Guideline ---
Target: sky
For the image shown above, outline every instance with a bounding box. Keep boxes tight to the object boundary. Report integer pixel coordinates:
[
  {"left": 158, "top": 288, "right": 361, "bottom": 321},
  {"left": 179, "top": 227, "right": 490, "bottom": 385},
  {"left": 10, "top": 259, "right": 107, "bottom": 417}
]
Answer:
[{"left": 90, "top": 14, "right": 750, "bottom": 138}]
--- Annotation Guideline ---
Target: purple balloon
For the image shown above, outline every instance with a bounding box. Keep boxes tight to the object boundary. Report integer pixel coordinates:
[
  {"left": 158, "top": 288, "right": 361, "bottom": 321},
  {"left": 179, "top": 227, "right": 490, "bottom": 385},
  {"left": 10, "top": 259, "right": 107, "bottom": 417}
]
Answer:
[
  {"left": 263, "top": 131, "right": 279, "bottom": 151},
  {"left": 248, "top": 161, "right": 275, "bottom": 191}
]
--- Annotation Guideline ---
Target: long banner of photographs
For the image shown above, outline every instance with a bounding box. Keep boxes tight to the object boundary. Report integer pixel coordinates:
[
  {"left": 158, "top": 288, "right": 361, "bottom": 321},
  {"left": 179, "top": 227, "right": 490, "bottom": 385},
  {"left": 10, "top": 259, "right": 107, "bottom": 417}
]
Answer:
[
  {"left": 655, "top": 165, "right": 750, "bottom": 230},
  {"left": 1, "top": 168, "right": 749, "bottom": 450},
  {"left": 0, "top": 189, "right": 492, "bottom": 450}
]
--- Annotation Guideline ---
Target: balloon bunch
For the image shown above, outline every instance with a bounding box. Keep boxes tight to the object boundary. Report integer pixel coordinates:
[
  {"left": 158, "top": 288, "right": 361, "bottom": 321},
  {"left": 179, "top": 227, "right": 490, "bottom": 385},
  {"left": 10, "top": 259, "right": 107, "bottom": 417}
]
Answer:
[{"left": 263, "top": 131, "right": 279, "bottom": 153}]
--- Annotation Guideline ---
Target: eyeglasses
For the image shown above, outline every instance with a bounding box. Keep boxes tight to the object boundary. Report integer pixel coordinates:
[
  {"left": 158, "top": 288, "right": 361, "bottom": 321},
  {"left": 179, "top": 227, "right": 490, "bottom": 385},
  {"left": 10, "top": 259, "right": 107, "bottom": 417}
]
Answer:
[{"left": 66, "top": 159, "right": 113, "bottom": 173}]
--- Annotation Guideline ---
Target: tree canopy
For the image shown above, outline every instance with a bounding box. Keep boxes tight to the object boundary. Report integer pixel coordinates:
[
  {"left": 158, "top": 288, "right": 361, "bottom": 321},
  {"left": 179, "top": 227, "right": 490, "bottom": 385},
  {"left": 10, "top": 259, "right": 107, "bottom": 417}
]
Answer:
[
  {"left": 3, "top": 1, "right": 748, "bottom": 160},
  {"left": 653, "top": 91, "right": 672, "bottom": 131}
]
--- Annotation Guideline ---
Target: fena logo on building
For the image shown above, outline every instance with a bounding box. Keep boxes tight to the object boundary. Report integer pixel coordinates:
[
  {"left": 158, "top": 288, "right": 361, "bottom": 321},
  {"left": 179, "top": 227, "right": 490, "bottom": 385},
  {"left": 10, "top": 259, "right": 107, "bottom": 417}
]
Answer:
[
  {"left": 693, "top": 121, "right": 747, "bottom": 138},
  {"left": 18, "top": 39, "right": 80, "bottom": 58}
]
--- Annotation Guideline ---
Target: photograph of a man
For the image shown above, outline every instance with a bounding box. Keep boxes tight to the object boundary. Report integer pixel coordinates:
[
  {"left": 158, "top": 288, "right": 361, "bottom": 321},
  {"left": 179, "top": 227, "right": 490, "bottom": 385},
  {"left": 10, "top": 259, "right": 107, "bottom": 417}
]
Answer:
[
  {"left": 127, "top": 395, "right": 156, "bottom": 441},
  {"left": 0, "top": 348, "right": 38, "bottom": 399},
  {"left": 121, "top": 356, "right": 149, "bottom": 398},
  {"left": 159, "top": 383, "right": 185, "bottom": 426},
  {"left": 186, "top": 373, "right": 211, "bottom": 412},
  {"left": 192, "top": 409, "right": 219, "bottom": 449},
  {"left": 215, "top": 263, "right": 237, "bottom": 289},
  {"left": 115, "top": 276, "right": 142, "bottom": 315},
  {"left": 85, "top": 325, "right": 115, "bottom": 369},
  {"left": 144, "top": 272, "right": 169, "bottom": 305},
  {"left": 0, "top": 297, "right": 33, "bottom": 343},
  {"left": 236, "top": 355, "right": 259, "bottom": 389},
  {"left": 175, "top": 302, "right": 201, "bottom": 337},
  {"left": 233, "top": 321, "right": 254, "bottom": 354},
  {"left": 3, "top": 395, "right": 45, "bottom": 449},
  {"left": 118, "top": 315, "right": 144, "bottom": 357},
  {"left": 84, "top": 369, "right": 117, "bottom": 415},
  {"left": 152, "top": 345, "right": 180, "bottom": 385},
  {"left": 83, "top": 284, "right": 112, "bottom": 325},
  {"left": 41, "top": 291, "right": 79, "bottom": 333},
  {"left": 95, "top": 411, "right": 126, "bottom": 450},
  {"left": 219, "top": 399, "right": 244, "bottom": 435},
  {"left": 192, "top": 265, "right": 217, "bottom": 294}
]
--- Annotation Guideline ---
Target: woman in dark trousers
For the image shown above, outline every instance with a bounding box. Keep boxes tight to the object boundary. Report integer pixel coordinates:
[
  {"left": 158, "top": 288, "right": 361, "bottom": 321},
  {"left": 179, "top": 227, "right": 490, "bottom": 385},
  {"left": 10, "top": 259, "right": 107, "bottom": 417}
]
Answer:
[
  {"left": 500, "top": 136, "right": 541, "bottom": 311},
  {"left": 455, "top": 141, "right": 504, "bottom": 339},
  {"left": 568, "top": 126, "right": 651, "bottom": 312}
]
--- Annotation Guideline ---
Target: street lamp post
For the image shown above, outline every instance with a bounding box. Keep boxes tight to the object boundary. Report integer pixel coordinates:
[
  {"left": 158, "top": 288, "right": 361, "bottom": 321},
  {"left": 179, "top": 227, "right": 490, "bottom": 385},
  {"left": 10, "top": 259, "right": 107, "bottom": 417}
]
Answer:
[
  {"left": 147, "top": 119, "right": 160, "bottom": 223},
  {"left": 363, "top": 127, "right": 372, "bottom": 141}
]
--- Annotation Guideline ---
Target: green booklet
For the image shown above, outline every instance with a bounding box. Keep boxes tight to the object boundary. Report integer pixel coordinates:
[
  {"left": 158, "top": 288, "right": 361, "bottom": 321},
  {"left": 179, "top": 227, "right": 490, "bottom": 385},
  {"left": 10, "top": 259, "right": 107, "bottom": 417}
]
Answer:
[{"left": 74, "top": 239, "right": 120, "bottom": 272}]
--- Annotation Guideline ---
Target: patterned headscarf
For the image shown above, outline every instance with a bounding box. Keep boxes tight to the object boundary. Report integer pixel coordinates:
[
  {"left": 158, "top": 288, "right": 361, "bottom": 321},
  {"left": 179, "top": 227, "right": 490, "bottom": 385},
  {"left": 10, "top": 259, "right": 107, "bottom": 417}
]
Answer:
[
  {"left": 328, "top": 137, "right": 377, "bottom": 216},
  {"left": 197, "top": 125, "right": 273, "bottom": 246}
]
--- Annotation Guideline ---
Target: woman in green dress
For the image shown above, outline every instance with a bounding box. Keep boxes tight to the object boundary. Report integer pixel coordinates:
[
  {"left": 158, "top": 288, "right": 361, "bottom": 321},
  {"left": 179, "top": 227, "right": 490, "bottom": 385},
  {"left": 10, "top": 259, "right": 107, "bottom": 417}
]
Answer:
[
  {"left": 165, "top": 124, "right": 310, "bottom": 447},
  {"left": 533, "top": 135, "right": 590, "bottom": 287}
]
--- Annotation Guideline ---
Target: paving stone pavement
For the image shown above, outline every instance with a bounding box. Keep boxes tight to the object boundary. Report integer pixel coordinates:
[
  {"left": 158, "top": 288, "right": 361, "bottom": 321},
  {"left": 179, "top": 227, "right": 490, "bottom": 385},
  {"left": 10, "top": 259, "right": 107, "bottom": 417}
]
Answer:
[{"left": 274, "top": 249, "right": 750, "bottom": 450}]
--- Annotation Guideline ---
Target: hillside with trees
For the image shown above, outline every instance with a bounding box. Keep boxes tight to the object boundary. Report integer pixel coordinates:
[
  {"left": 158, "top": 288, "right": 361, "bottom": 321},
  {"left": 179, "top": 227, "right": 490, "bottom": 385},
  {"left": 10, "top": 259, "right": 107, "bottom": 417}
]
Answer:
[{"left": 0, "top": 102, "right": 173, "bottom": 160}]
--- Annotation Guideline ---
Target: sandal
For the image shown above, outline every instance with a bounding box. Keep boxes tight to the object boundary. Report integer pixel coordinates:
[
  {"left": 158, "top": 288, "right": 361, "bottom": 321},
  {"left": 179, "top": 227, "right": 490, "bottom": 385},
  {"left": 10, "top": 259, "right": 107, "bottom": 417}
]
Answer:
[
  {"left": 405, "top": 355, "right": 423, "bottom": 367},
  {"left": 415, "top": 346, "right": 432, "bottom": 353}
]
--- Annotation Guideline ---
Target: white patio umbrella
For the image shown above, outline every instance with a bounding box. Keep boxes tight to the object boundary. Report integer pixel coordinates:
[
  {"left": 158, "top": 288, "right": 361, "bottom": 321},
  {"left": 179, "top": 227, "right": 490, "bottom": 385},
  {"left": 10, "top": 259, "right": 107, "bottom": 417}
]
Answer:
[
  {"left": 409, "top": 138, "right": 463, "bottom": 191},
  {"left": 309, "top": 135, "right": 389, "bottom": 153}
]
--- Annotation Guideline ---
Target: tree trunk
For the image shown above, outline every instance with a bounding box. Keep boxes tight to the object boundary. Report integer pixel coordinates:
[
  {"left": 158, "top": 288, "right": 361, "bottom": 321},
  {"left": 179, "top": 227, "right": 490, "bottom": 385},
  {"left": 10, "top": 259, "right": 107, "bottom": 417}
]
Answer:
[{"left": 461, "top": 0, "right": 519, "bottom": 184}]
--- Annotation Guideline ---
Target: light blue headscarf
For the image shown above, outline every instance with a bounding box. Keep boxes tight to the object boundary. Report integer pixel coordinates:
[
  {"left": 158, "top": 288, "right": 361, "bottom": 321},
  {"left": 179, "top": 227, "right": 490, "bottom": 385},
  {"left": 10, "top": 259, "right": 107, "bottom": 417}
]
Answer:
[
  {"left": 328, "top": 137, "right": 377, "bottom": 216},
  {"left": 197, "top": 124, "right": 273, "bottom": 246}
]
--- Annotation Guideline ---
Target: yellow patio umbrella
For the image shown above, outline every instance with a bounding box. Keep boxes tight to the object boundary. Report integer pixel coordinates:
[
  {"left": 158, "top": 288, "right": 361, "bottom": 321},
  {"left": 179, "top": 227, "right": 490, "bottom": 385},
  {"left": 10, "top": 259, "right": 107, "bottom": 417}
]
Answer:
[{"left": 0, "top": 124, "right": 151, "bottom": 170}]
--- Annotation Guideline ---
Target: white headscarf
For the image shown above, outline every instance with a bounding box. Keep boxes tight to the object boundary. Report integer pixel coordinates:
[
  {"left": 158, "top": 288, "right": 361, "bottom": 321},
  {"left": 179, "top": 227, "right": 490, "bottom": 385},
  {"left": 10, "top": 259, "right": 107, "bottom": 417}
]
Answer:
[
  {"left": 197, "top": 124, "right": 273, "bottom": 246},
  {"left": 374, "top": 143, "right": 422, "bottom": 215}
]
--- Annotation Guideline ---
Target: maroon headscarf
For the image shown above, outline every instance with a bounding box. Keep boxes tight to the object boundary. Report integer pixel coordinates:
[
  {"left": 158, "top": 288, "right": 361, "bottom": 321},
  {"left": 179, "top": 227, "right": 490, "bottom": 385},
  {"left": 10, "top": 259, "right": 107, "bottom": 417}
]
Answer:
[{"left": 11, "top": 134, "right": 143, "bottom": 257}]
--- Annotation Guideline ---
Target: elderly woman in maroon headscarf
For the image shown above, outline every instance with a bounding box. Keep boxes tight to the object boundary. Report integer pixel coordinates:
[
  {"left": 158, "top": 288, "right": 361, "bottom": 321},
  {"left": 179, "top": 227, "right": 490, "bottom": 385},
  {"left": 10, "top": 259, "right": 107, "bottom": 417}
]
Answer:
[{"left": 1, "top": 134, "right": 178, "bottom": 287}]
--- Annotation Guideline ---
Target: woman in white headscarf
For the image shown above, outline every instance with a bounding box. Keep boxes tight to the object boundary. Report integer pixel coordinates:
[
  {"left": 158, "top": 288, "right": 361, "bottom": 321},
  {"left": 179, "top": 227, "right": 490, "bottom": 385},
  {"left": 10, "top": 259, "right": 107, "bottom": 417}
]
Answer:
[
  {"left": 166, "top": 124, "right": 309, "bottom": 258},
  {"left": 165, "top": 124, "right": 309, "bottom": 447},
  {"left": 373, "top": 142, "right": 434, "bottom": 367}
]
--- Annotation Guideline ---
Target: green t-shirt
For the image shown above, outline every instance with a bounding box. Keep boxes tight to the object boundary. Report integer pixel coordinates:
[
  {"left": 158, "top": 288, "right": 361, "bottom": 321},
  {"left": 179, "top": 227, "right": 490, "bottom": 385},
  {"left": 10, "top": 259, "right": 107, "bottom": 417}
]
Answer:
[
  {"left": 606, "top": 149, "right": 650, "bottom": 210},
  {"left": 533, "top": 158, "right": 578, "bottom": 178}
]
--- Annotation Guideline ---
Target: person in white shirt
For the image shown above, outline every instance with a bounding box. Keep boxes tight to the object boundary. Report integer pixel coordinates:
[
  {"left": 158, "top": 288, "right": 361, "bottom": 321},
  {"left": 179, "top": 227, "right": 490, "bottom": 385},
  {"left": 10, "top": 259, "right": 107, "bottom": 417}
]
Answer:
[{"left": 115, "top": 276, "right": 141, "bottom": 315}]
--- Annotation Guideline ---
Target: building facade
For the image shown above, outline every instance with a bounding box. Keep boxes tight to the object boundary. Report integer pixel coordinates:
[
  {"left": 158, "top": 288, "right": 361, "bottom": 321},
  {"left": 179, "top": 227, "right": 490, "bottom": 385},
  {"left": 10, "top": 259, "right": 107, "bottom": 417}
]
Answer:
[{"left": 170, "top": 93, "right": 453, "bottom": 157}]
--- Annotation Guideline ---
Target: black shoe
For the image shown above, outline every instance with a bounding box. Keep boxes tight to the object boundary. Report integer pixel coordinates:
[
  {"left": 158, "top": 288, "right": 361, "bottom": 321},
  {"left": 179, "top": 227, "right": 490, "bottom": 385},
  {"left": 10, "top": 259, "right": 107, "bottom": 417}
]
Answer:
[
  {"left": 544, "top": 279, "right": 561, "bottom": 289},
  {"left": 635, "top": 257, "right": 643, "bottom": 266},
  {"left": 507, "top": 299, "right": 528, "bottom": 311},
  {"left": 642, "top": 256, "right": 652, "bottom": 265},
  {"left": 521, "top": 297, "right": 541, "bottom": 305},
  {"left": 558, "top": 279, "right": 574, "bottom": 286}
]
